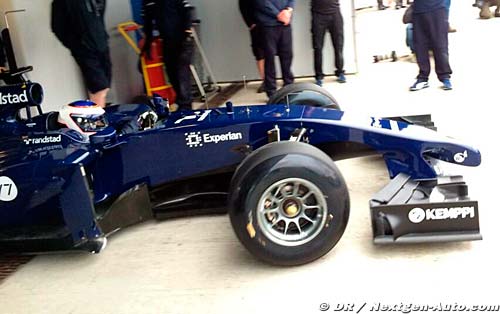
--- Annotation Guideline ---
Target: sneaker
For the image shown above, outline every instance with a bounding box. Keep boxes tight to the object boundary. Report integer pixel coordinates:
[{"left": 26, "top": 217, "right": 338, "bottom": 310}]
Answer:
[
  {"left": 257, "top": 83, "right": 265, "bottom": 93},
  {"left": 315, "top": 79, "right": 323, "bottom": 87},
  {"left": 409, "top": 79, "right": 429, "bottom": 91},
  {"left": 442, "top": 79, "right": 453, "bottom": 90},
  {"left": 337, "top": 73, "right": 347, "bottom": 83}
]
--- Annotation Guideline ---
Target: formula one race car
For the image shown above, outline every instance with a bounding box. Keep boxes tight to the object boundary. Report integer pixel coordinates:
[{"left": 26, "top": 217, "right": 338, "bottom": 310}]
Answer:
[{"left": 0, "top": 29, "right": 481, "bottom": 267}]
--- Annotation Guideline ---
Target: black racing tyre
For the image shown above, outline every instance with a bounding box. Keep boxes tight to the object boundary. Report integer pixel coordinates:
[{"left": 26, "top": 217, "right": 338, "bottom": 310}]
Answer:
[
  {"left": 266, "top": 82, "right": 341, "bottom": 110},
  {"left": 228, "top": 141, "right": 350, "bottom": 266}
]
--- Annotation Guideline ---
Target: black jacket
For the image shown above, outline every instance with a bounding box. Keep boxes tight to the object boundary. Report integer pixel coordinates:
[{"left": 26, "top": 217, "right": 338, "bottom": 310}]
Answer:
[
  {"left": 51, "top": 0, "right": 109, "bottom": 52},
  {"left": 311, "top": 0, "right": 340, "bottom": 14},
  {"left": 239, "top": 0, "right": 258, "bottom": 28},
  {"left": 142, "top": 0, "right": 194, "bottom": 42}
]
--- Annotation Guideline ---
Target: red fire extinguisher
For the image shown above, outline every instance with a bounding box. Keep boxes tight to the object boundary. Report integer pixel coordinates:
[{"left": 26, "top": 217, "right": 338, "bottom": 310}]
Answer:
[
  {"left": 139, "top": 37, "right": 177, "bottom": 103},
  {"left": 118, "top": 22, "right": 177, "bottom": 104}
]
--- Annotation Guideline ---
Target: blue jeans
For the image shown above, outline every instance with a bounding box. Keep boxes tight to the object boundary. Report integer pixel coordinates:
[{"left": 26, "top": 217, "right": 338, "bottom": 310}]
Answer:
[
  {"left": 413, "top": 8, "right": 452, "bottom": 81},
  {"left": 406, "top": 24, "right": 414, "bottom": 53},
  {"left": 445, "top": 0, "right": 451, "bottom": 17}
]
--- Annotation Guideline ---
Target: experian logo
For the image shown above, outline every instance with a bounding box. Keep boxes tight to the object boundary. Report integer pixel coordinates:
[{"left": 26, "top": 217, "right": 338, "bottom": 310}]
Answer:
[
  {"left": 0, "top": 90, "right": 28, "bottom": 105},
  {"left": 185, "top": 131, "right": 243, "bottom": 148},
  {"left": 408, "top": 206, "right": 475, "bottom": 224}
]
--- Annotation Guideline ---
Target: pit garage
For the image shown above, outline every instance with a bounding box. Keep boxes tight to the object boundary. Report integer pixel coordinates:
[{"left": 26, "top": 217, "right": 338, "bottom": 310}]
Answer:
[{"left": 0, "top": 1, "right": 499, "bottom": 313}]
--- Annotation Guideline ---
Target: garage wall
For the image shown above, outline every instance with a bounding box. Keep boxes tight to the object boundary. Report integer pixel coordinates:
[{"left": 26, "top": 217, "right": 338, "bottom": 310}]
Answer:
[
  {"left": 0, "top": 1, "right": 87, "bottom": 112},
  {"left": 188, "top": 0, "right": 357, "bottom": 82},
  {"left": 105, "top": 0, "right": 144, "bottom": 105},
  {"left": 1, "top": 1, "right": 357, "bottom": 109},
  {"left": 0, "top": 0, "right": 143, "bottom": 111}
]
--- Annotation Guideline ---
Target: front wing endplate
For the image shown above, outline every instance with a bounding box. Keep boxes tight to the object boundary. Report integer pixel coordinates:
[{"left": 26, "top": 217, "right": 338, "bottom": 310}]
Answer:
[{"left": 370, "top": 173, "right": 481, "bottom": 244}]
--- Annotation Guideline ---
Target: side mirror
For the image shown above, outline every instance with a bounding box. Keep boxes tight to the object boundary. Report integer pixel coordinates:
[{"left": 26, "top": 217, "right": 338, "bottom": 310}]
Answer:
[{"left": 152, "top": 94, "right": 170, "bottom": 119}]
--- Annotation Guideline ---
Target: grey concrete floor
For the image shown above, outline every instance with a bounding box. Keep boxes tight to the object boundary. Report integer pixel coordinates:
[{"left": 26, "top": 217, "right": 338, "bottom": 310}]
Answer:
[{"left": 2, "top": 2, "right": 500, "bottom": 313}]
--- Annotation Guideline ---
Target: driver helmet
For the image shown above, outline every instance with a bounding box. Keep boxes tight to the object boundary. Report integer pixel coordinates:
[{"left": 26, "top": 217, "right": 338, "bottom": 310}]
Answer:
[{"left": 58, "top": 100, "right": 108, "bottom": 136}]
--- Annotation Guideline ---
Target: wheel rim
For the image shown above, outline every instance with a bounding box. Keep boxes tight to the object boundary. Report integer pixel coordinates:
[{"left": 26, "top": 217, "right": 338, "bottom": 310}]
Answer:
[{"left": 256, "top": 178, "right": 328, "bottom": 247}]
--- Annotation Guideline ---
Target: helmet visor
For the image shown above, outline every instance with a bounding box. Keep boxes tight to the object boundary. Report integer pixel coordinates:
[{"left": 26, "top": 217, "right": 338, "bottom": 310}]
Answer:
[{"left": 71, "top": 114, "right": 108, "bottom": 133}]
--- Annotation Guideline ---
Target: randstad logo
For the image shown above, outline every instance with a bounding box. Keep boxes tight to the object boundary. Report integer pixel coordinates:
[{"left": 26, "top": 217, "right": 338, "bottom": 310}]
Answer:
[
  {"left": 0, "top": 90, "right": 28, "bottom": 105},
  {"left": 23, "top": 135, "right": 62, "bottom": 145}
]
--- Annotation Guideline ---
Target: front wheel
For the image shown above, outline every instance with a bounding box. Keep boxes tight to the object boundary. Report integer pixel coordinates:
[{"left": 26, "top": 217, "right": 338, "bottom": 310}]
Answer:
[{"left": 228, "top": 142, "right": 350, "bottom": 266}]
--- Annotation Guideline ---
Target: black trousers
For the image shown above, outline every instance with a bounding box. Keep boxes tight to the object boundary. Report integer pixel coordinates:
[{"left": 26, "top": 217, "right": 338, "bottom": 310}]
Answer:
[
  {"left": 72, "top": 47, "right": 112, "bottom": 93},
  {"left": 413, "top": 8, "right": 452, "bottom": 81},
  {"left": 164, "top": 38, "right": 194, "bottom": 110},
  {"left": 250, "top": 25, "right": 265, "bottom": 61},
  {"left": 262, "top": 25, "right": 294, "bottom": 96},
  {"left": 312, "top": 11, "right": 344, "bottom": 80}
]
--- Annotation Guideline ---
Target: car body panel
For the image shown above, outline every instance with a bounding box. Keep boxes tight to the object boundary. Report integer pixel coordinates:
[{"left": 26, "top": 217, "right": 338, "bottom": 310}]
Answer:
[{"left": 0, "top": 94, "right": 482, "bottom": 253}]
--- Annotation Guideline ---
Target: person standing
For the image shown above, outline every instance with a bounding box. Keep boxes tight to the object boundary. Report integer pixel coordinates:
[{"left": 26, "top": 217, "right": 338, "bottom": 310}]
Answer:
[
  {"left": 395, "top": 0, "right": 407, "bottom": 9},
  {"left": 255, "top": 0, "right": 295, "bottom": 97},
  {"left": 142, "top": 0, "right": 195, "bottom": 111},
  {"left": 311, "top": 0, "right": 346, "bottom": 87},
  {"left": 409, "top": 0, "right": 452, "bottom": 91},
  {"left": 239, "top": 0, "right": 266, "bottom": 93},
  {"left": 377, "top": 0, "right": 388, "bottom": 10},
  {"left": 51, "top": 0, "right": 111, "bottom": 107}
]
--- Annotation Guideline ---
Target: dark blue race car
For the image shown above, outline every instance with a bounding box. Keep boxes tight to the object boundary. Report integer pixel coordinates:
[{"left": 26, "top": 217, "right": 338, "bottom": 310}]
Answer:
[{"left": 0, "top": 26, "right": 481, "bottom": 266}]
